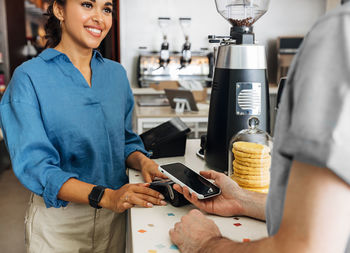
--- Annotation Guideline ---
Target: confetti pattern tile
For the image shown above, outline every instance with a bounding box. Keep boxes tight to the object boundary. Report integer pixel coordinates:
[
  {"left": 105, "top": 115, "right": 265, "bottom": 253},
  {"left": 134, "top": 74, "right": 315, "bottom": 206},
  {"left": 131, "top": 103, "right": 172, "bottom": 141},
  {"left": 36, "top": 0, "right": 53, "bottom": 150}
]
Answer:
[
  {"left": 129, "top": 167, "right": 267, "bottom": 253},
  {"left": 170, "top": 244, "right": 179, "bottom": 250}
]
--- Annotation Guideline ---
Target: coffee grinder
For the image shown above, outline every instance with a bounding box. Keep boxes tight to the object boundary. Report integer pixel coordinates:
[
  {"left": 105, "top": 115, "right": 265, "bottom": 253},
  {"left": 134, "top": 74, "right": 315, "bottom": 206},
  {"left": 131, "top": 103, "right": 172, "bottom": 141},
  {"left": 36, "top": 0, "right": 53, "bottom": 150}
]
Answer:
[
  {"left": 158, "top": 17, "right": 171, "bottom": 68},
  {"left": 205, "top": 0, "right": 271, "bottom": 172},
  {"left": 179, "top": 17, "right": 192, "bottom": 69}
]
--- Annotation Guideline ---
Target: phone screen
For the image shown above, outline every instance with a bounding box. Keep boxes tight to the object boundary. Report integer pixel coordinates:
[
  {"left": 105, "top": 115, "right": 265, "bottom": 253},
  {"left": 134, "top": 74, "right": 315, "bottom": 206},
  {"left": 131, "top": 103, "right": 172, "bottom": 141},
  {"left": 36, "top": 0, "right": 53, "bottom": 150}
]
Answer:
[{"left": 160, "top": 163, "right": 220, "bottom": 197}]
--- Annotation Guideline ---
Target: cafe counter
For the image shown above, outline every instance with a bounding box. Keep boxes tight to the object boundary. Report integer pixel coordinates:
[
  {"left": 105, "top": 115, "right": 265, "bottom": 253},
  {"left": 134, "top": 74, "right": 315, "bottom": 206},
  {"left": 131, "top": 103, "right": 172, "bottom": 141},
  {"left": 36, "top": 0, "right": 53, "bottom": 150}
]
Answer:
[{"left": 127, "top": 139, "right": 268, "bottom": 253}]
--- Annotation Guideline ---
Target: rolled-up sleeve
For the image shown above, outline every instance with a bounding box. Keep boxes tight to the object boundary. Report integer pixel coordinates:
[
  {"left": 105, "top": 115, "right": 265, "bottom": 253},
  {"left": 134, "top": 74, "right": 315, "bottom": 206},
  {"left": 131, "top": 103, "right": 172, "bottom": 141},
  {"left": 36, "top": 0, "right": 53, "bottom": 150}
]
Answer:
[
  {"left": 0, "top": 70, "right": 78, "bottom": 208},
  {"left": 123, "top": 78, "right": 149, "bottom": 160},
  {"left": 279, "top": 88, "right": 350, "bottom": 185}
]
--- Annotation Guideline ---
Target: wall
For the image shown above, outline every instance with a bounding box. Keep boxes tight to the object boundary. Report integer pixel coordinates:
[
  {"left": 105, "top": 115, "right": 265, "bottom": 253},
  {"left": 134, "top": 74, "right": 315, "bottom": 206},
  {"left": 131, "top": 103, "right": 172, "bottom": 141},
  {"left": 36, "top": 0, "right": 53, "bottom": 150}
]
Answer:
[{"left": 120, "top": 0, "right": 327, "bottom": 87}]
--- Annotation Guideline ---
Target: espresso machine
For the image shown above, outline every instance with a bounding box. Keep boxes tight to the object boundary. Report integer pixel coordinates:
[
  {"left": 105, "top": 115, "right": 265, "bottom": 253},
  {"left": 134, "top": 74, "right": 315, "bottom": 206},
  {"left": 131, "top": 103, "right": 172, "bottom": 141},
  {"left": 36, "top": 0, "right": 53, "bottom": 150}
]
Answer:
[
  {"left": 137, "top": 17, "right": 213, "bottom": 88},
  {"left": 205, "top": 0, "right": 271, "bottom": 172}
]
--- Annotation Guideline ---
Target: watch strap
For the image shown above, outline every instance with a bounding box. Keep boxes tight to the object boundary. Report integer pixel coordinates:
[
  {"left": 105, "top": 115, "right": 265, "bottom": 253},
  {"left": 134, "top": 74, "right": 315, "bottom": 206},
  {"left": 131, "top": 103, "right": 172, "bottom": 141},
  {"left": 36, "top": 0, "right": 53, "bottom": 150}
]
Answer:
[{"left": 88, "top": 185, "right": 106, "bottom": 209}]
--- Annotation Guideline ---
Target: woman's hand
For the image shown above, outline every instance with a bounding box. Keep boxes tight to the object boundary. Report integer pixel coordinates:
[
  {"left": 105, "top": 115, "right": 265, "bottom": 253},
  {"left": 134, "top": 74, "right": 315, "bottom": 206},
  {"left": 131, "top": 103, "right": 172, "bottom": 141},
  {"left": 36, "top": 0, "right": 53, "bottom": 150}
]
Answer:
[
  {"left": 139, "top": 158, "right": 167, "bottom": 183},
  {"left": 101, "top": 183, "right": 167, "bottom": 213},
  {"left": 126, "top": 151, "right": 167, "bottom": 183},
  {"left": 173, "top": 170, "right": 245, "bottom": 217}
]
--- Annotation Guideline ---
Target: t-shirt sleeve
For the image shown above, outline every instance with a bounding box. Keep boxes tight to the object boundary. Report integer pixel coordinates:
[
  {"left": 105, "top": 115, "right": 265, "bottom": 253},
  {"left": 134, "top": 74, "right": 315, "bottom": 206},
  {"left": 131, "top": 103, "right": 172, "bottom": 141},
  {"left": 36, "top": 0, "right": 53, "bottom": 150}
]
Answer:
[
  {"left": 278, "top": 14, "right": 350, "bottom": 185},
  {"left": 0, "top": 69, "right": 78, "bottom": 208}
]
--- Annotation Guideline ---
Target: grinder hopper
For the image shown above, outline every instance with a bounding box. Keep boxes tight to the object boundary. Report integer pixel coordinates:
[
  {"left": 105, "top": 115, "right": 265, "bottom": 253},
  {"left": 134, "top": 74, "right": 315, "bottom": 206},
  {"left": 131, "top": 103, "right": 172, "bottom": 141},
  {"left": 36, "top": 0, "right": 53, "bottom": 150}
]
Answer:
[{"left": 215, "top": 0, "right": 270, "bottom": 27}]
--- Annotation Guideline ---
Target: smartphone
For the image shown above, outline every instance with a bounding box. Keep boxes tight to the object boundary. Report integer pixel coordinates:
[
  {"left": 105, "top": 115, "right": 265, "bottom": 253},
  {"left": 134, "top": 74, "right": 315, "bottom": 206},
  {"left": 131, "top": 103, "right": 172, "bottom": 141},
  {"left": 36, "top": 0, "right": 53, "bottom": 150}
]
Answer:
[{"left": 158, "top": 163, "right": 221, "bottom": 199}]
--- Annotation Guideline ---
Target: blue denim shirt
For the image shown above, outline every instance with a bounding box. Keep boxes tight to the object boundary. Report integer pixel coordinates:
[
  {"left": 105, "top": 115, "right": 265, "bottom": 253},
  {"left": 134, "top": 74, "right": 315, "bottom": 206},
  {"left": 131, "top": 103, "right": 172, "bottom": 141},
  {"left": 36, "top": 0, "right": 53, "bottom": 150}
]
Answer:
[{"left": 0, "top": 49, "right": 147, "bottom": 208}]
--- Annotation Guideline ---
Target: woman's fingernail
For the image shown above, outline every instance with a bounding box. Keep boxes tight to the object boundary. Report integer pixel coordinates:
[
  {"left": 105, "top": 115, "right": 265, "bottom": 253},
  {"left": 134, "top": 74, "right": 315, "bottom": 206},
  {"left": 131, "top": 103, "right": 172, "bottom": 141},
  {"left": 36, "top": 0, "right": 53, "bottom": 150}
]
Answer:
[
  {"left": 160, "top": 194, "right": 165, "bottom": 199},
  {"left": 161, "top": 200, "right": 167, "bottom": 206},
  {"left": 147, "top": 203, "right": 153, "bottom": 207}
]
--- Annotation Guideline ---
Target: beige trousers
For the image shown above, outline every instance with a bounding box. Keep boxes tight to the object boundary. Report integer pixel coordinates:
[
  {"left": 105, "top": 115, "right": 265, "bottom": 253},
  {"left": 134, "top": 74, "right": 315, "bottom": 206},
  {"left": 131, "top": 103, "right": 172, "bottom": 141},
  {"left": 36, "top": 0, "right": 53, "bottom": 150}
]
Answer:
[{"left": 24, "top": 194, "right": 126, "bottom": 253}]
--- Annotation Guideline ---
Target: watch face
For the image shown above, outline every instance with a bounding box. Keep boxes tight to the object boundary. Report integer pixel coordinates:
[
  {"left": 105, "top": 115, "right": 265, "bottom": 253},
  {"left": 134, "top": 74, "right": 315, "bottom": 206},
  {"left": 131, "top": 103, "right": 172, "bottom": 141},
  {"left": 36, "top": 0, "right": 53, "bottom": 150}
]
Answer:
[{"left": 89, "top": 186, "right": 105, "bottom": 208}]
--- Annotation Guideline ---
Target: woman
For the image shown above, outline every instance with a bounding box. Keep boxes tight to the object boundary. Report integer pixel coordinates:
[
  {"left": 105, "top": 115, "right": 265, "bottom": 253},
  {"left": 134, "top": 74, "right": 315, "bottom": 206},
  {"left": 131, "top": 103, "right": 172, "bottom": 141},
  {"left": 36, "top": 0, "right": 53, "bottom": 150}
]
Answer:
[{"left": 0, "top": 0, "right": 166, "bottom": 252}]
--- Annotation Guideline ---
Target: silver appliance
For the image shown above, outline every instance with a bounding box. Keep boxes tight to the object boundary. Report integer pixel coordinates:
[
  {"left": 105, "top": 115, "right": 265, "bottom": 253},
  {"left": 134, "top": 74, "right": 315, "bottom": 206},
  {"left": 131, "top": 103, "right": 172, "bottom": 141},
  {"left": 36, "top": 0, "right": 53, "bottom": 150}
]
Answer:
[
  {"left": 137, "top": 17, "right": 214, "bottom": 88},
  {"left": 137, "top": 50, "right": 213, "bottom": 88}
]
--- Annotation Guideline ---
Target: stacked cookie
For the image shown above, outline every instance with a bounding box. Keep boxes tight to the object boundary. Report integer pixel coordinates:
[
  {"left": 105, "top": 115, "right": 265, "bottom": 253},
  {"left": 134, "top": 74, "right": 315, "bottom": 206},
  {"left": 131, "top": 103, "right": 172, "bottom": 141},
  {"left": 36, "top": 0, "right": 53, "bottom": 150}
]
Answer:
[{"left": 231, "top": 141, "right": 271, "bottom": 193}]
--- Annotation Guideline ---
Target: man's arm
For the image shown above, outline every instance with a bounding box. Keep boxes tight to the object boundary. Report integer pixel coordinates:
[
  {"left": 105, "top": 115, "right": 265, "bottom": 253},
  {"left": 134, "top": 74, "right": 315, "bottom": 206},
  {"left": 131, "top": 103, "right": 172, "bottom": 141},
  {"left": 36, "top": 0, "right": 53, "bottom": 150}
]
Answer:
[
  {"left": 171, "top": 160, "right": 350, "bottom": 253},
  {"left": 173, "top": 170, "right": 267, "bottom": 220}
]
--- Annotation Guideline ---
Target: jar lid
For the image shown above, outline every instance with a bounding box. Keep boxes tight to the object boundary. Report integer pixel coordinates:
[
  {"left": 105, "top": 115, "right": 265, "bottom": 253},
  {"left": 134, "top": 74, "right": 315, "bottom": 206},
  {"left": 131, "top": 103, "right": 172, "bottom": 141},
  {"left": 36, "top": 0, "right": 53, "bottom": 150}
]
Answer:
[{"left": 232, "top": 117, "right": 273, "bottom": 149}]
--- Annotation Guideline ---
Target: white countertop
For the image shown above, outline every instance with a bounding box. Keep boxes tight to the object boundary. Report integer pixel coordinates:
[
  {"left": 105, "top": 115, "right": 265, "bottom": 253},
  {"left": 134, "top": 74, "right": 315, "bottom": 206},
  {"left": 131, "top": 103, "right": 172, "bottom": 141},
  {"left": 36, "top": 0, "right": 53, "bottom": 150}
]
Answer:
[
  {"left": 128, "top": 140, "right": 267, "bottom": 253},
  {"left": 132, "top": 87, "right": 278, "bottom": 96}
]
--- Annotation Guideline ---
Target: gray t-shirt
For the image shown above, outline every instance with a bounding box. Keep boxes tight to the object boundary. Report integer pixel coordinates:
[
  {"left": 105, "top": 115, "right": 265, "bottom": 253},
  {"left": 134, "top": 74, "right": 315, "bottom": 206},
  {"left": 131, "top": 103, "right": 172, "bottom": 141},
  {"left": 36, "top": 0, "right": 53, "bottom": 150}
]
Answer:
[{"left": 266, "top": 3, "right": 350, "bottom": 252}]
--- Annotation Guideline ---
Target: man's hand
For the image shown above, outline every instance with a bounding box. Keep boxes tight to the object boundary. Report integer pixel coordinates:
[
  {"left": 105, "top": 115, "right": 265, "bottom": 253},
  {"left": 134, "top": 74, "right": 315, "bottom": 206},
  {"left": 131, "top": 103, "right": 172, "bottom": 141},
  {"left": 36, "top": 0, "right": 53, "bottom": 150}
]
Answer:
[
  {"left": 173, "top": 170, "right": 266, "bottom": 219},
  {"left": 173, "top": 170, "right": 244, "bottom": 216},
  {"left": 171, "top": 161, "right": 350, "bottom": 253},
  {"left": 169, "top": 209, "right": 222, "bottom": 253},
  {"left": 174, "top": 170, "right": 266, "bottom": 220}
]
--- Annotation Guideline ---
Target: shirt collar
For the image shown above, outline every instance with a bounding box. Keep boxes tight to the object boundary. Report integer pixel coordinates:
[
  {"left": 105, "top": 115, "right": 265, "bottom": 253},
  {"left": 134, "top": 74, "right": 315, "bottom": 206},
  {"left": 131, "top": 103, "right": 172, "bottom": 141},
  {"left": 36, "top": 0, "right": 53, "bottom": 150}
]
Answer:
[
  {"left": 93, "top": 50, "right": 104, "bottom": 62},
  {"left": 39, "top": 48, "right": 105, "bottom": 63}
]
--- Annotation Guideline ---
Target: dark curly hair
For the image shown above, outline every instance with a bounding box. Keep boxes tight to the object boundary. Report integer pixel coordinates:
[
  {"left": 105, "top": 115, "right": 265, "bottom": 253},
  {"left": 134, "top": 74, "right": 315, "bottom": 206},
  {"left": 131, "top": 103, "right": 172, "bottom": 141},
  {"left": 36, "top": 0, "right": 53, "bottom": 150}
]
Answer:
[
  {"left": 44, "top": 0, "right": 116, "bottom": 48},
  {"left": 44, "top": 0, "right": 66, "bottom": 48}
]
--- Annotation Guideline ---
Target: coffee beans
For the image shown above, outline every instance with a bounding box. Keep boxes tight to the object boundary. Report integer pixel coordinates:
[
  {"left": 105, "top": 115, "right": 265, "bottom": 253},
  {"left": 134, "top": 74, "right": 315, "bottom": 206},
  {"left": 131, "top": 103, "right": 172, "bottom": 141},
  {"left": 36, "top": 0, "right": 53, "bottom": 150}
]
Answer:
[{"left": 229, "top": 17, "right": 255, "bottom": 27}]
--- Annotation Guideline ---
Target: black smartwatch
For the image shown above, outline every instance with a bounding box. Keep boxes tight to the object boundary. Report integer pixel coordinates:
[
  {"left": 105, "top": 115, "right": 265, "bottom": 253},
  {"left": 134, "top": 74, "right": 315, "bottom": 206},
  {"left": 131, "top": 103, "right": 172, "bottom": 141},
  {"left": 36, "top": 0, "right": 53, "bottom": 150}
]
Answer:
[{"left": 88, "top": 185, "right": 106, "bottom": 209}]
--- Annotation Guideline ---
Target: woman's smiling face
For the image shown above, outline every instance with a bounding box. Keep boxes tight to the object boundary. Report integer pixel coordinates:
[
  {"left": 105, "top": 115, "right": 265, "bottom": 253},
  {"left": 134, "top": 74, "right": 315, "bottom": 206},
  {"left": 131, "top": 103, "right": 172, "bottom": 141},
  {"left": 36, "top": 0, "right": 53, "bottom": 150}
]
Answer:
[{"left": 55, "top": 0, "right": 113, "bottom": 50}]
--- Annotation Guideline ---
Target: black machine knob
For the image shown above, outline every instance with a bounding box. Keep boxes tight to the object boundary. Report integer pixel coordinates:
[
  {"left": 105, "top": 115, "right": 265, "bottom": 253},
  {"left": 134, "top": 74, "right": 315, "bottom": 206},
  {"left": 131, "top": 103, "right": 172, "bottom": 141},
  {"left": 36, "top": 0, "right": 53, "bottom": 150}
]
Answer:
[
  {"left": 230, "top": 26, "right": 254, "bottom": 45},
  {"left": 209, "top": 39, "right": 221, "bottom": 44}
]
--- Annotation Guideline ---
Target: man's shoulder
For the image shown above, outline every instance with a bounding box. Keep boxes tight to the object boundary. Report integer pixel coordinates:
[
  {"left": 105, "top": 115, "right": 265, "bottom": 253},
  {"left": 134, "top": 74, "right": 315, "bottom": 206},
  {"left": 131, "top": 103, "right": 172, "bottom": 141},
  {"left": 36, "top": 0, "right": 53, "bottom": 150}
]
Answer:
[
  {"left": 299, "top": 3, "right": 350, "bottom": 56},
  {"left": 314, "top": 3, "right": 350, "bottom": 29}
]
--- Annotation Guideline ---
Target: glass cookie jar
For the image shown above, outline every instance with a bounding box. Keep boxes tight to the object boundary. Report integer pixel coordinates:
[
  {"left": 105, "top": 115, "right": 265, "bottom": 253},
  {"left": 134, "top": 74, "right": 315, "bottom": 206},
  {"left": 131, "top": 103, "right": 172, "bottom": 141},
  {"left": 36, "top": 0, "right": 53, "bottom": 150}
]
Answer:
[{"left": 228, "top": 117, "right": 273, "bottom": 193}]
